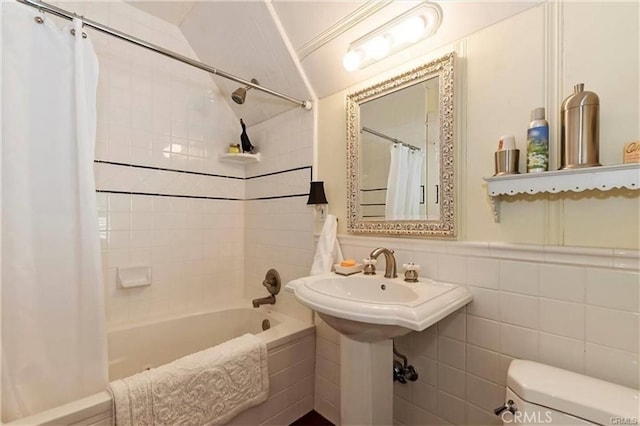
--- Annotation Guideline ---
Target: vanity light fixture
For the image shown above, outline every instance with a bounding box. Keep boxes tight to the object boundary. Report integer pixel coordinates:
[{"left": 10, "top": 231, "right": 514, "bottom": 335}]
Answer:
[
  {"left": 342, "top": 2, "right": 442, "bottom": 72},
  {"left": 307, "top": 181, "right": 328, "bottom": 222}
]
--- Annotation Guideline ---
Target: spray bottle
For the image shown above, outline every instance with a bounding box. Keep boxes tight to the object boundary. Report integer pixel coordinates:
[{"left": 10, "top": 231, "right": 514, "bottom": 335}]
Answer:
[{"left": 526, "top": 107, "right": 549, "bottom": 173}]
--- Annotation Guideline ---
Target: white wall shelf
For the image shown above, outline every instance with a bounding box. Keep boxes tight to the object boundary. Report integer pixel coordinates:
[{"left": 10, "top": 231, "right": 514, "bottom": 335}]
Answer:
[
  {"left": 483, "top": 163, "right": 640, "bottom": 222},
  {"left": 219, "top": 152, "right": 261, "bottom": 164}
]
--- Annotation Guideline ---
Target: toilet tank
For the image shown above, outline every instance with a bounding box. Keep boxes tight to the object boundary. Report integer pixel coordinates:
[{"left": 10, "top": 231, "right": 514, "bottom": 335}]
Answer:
[{"left": 504, "top": 360, "right": 639, "bottom": 425}]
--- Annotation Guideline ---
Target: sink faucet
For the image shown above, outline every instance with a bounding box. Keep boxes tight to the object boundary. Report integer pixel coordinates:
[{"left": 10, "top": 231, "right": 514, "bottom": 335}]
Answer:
[
  {"left": 252, "top": 294, "right": 276, "bottom": 308},
  {"left": 369, "top": 247, "right": 398, "bottom": 278}
]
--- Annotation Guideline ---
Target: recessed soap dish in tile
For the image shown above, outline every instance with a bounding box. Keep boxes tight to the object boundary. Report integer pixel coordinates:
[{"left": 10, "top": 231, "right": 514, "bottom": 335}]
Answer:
[{"left": 117, "top": 266, "right": 152, "bottom": 288}]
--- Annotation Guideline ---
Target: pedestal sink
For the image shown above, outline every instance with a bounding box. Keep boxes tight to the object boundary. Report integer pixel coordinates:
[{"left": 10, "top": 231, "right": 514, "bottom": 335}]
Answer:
[{"left": 285, "top": 273, "right": 472, "bottom": 425}]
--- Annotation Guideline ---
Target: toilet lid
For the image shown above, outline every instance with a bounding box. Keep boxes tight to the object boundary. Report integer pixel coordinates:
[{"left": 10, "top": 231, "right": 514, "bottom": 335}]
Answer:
[{"left": 507, "top": 360, "right": 639, "bottom": 425}]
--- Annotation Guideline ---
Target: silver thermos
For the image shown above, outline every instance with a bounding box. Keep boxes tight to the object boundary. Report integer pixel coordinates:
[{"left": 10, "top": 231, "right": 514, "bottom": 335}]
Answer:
[{"left": 560, "top": 83, "right": 600, "bottom": 169}]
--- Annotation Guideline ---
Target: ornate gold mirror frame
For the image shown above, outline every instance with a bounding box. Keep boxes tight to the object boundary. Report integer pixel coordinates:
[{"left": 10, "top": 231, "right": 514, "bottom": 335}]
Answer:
[{"left": 346, "top": 52, "right": 455, "bottom": 237}]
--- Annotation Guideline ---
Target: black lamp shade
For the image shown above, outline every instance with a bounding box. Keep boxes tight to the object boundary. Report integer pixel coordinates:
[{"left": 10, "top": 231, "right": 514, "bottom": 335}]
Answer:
[{"left": 307, "top": 181, "right": 328, "bottom": 205}]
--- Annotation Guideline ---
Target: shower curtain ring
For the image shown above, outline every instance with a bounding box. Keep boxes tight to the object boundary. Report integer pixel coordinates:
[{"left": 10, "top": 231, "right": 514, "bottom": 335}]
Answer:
[
  {"left": 34, "top": 5, "right": 44, "bottom": 24},
  {"left": 71, "top": 13, "right": 88, "bottom": 38},
  {"left": 69, "top": 28, "right": 87, "bottom": 38}
]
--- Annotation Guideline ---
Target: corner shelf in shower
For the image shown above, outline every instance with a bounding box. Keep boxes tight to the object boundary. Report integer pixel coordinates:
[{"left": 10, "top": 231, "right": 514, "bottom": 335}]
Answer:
[
  {"left": 219, "top": 152, "right": 261, "bottom": 164},
  {"left": 483, "top": 163, "right": 640, "bottom": 222}
]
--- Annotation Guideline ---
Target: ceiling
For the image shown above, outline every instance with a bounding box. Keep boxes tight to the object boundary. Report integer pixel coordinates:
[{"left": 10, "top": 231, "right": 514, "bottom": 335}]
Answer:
[{"left": 127, "top": 1, "right": 541, "bottom": 125}]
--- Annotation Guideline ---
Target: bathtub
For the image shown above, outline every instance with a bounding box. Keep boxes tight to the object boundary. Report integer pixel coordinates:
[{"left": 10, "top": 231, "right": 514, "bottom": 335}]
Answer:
[{"left": 8, "top": 305, "right": 315, "bottom": 426}]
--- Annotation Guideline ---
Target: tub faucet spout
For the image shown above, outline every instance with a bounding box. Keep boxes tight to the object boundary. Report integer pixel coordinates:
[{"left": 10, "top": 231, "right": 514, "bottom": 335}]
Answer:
[
  {"left": 369, "top": 247, "right": 398, "bottom": 278},
  {"left": 252, "top": 295, "right": 276, "bottom": 308}
]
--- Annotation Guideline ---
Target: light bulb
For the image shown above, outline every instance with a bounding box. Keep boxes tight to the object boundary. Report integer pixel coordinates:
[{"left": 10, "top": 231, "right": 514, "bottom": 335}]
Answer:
[
  {"left": 363, "top": 35, "right": 391, "bottom": 60},
  {"left": 343, "top": 49, "right": 363, "bottom": 72},
  {"left": 398, "top": 15, "right": 426, "bottom": 43},
  {"left": 342, "top": 3, "right": 441, "bottom": 70}
]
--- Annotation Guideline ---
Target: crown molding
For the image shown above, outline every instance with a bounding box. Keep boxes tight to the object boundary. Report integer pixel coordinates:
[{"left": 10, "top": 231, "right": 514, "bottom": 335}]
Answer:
[{"left": 296, "top": 1, "right": 392, "bottom": 60}]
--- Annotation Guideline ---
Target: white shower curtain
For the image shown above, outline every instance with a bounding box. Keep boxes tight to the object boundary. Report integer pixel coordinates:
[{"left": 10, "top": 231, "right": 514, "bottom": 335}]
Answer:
[
  {"left": 1, "top": 4, "right": 107, "bottom": 422},
  {"left": 385, "top": 144, "right": 425, "bottom": 220},
  {"left": 385, "top": 144, "right": 408, "bottom": 220},
  {"left": 405, "top": 148, "right": 425, "bottom": 220}
]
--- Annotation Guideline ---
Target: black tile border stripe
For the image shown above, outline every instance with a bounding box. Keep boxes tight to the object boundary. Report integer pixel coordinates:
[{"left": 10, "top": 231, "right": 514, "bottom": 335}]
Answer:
[
  {"left": 96, "top": 190, "right": 309, "bottom": 201},
  {"left": 95, "top": 190, "right": 242, "bottom": 201},
  {"left": 94, "top": 160, "right": 312, "bottom": 181},
  {"left": 246, "top": 165, "right": 312, "bottom": 180},
  {"left": 94, "top": 160, "right": 244, "bottom": 180},
  {"left": 361, "top": 187, "right": 387, "bottom": 192},
  {"left": 246, "top": 193, "right": 308, "bottom": 201}
]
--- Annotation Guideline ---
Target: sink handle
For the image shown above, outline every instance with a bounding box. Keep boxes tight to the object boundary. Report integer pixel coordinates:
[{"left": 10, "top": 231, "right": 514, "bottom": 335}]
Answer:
[
  {"left": 363, "top": 258, "right": 377, "bottom": 275},
  {"left": 402, "top": 263, "right": 420, "bottom": 282},
  {"left": 263, "top": 268, "right": 281, "bottom": 295}
]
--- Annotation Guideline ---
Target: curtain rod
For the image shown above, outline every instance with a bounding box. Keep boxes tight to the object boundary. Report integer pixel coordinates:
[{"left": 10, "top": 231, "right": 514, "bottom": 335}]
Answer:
[
  {"left": 16, "top": 0, "right": 313, "bottom": 111},
  {"left": 361, "top": 127, "right": 420, "bottom": 151}
]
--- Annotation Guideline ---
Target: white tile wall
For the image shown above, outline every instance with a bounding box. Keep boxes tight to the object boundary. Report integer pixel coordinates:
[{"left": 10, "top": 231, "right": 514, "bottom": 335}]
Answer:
[
  {"left": 338, "top": 235, "right": 640, "bottom": 425},
  {"left": 538, "top": 299, "right": 584, "bottom": 339},
  {"left": 499, "top": 261, "right": 538, "bottom": 296},
  {"left": 239, "top": 108, "right": 317, "bottom": 418},
  {"left": 538, "top": 333, "right": 585, "bottom": 373},
  {"left": 242, "top": 108, "right": 314, "bottom": 176},
  {"left": 439, "top": 337, "right": 465, "bottom": 370},
  {"left": 586, "top": 269, "right": 640, "bottom": 312},
  {"left": 465, "top": 258, "right": 500, "bottom": 289},
  {"left": 466, "top": 316, "right": 499, "bottom": 352},
  {"left": 585, "top": 306, "right": 639, "bottom": 353},
  {"left": 584, "top": 343, "right": 640, "bottom": 388},
  {"left": 538, "top": 264, "right": 586, "bottom": 302},
  {"left": 76, "top": 0, "right": 249, "bottom": 328},
  {"left": 243, "top": 108, "right": 315, "bottom": 324},
  {"left": 80, "top": 0, "right": 316, "bottom": 343},
  {"left": 499, "top": 292, "right": 538, "bottom": 329},
  {"left": 65, "top": 3, "right": 318, "bottom": 422},
  {"left": 466, "top": 344, "right": 501, "bottom": 384}
]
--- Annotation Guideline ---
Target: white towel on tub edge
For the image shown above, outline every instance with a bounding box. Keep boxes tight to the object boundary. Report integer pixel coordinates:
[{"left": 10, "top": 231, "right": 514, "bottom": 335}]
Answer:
[{"left": 107, "top": 333, "right": 269, "bottom": 426}]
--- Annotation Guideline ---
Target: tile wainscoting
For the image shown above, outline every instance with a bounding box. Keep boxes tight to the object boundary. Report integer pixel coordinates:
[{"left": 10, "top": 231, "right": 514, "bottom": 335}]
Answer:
[
  {"left": 312, "top": 234, "right": 639, "bottom": 425},
  {"left": 88, "top": 0, "right": 315, "bottom": 329}
]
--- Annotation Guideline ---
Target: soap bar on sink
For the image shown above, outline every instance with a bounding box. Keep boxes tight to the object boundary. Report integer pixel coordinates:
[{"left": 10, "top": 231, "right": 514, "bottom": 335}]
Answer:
[{"left": 334, "top": 263, "right": 363, "bottom": 276}]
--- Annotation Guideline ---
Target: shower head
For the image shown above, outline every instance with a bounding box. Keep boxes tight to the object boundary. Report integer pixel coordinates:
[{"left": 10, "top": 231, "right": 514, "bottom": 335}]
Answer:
[
  {"left": 231, "top": 78, "right": 259, "bottom": 105},
  {"left": 231, "top": 87, "right": 246, "bottom": 104}
]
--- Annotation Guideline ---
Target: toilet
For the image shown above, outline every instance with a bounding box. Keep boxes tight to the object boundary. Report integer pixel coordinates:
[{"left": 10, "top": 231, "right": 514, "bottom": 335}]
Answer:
[{"left": 497, "top": 360, "right": 639, "bottom": 425}]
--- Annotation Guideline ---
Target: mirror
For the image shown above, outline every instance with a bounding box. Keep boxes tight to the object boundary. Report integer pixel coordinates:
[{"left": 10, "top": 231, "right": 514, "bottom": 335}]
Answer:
[{"left": 346, "top": 52, "right": 455, "bottom": 237}]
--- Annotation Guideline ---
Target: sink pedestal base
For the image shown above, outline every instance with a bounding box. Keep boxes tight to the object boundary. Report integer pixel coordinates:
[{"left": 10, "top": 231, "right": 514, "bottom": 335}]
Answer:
[{"left": 339, "top": 336, "right": 393, "bottom": 425}]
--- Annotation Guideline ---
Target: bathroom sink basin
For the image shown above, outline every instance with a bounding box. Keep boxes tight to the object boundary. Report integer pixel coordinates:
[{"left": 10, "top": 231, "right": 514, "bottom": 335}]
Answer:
[{"left": 285, "top": 273, "right": 472, "bottom": 342}]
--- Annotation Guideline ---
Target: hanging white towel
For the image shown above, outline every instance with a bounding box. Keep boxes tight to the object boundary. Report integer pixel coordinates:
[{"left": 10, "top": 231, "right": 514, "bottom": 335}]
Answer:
[
  {"left": 108, "top": 334, "right": 268, "bottom": 426},
  {"left": 310, "top": 214, "right": 343, "bottom": 275}
]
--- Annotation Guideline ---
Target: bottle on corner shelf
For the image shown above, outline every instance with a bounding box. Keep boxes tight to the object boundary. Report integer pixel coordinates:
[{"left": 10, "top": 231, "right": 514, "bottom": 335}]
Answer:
[{"left": 526, "top": 107, "right": 549, "bottom": 173}]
